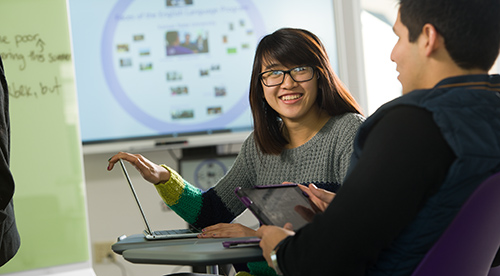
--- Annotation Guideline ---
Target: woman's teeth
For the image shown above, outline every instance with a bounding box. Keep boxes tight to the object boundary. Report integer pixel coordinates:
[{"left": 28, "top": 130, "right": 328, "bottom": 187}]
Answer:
[{"left": 281, "top": 94, "right": 302, "bottom": 101}]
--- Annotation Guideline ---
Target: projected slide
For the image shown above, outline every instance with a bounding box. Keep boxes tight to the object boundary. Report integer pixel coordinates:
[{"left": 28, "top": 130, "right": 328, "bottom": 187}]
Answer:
[{"left": 69, "top": 0, "right": 338, "bottom": 143}]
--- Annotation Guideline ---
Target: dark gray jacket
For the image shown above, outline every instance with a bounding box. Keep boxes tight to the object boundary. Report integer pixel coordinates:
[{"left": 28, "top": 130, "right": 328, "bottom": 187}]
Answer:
[
  {"left": 363, "top": 74, "right": 500, "bottom": 275},
  {"left": 0, "top": 56, "right": 20, "bottom": 267}
]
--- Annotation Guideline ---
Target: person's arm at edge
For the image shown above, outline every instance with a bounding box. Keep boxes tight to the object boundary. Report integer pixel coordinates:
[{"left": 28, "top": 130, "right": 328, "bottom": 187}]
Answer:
[{"left": 0, "top": 56, "right": 20, "bottom": 267}]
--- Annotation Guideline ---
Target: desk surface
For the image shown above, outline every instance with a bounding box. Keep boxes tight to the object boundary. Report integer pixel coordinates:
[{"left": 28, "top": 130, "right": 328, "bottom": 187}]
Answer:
[
  {"left": 113, "top": 234, "right": 264, "bottom": 266},
  {"left": 112, "top": 233, "right": 217, "bottom": 254},
  {"left": 122, "top": 238, "right": 264, "bottom": 266}
]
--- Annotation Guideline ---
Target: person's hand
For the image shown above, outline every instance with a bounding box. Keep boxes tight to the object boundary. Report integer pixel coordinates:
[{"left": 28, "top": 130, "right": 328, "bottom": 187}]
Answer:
[
  {"left": 295, "top": 184, "right": 336, "bottom": 222},
  {"left": 299, "top": 184, "right": 336, "bottom": 212},
  {"left": 256, "top": 223, "right": 295, "bottom": 268},
  {"left": 197, "top": 223, "right": 256, "bottom": 238},
  {"left": 107, "top": 152, "right": 170, "bottom": 185}
]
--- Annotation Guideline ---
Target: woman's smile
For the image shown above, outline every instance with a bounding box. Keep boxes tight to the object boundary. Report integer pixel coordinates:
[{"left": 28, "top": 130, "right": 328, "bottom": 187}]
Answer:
[{"left": 280, "top": 93, "right": 303, "bottom": 103}]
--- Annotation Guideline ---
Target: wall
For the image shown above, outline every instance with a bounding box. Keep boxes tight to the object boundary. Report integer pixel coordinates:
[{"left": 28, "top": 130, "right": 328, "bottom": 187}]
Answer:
[{"left": 83, "top": 145, "right": 259, "bottom": 276}]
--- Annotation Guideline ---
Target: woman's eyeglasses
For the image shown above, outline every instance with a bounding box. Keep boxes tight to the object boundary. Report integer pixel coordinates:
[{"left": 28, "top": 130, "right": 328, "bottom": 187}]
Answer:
[{"left": 259, "top": 66, "right": 315, "bottom": 87}]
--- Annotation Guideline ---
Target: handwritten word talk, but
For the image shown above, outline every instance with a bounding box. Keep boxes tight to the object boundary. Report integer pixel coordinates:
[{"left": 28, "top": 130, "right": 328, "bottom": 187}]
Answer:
[{"left": 9, "top": 77, "right": 62, "bottom": 99}]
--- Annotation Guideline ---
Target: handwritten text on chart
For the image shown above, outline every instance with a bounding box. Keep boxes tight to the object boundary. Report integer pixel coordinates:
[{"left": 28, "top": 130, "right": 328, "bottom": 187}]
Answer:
[
  {"left": 0, "top": 33, "right": 71, "bottom": 71},
  {"left": 8, "top": 77, "right": 61, "bottom": 99},
  {"left": 0, "top": 33, "right": 69, "bottom": 100}
]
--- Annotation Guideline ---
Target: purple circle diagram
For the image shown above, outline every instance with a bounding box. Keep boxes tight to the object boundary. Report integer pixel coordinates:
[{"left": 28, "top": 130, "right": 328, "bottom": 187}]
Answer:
[{"left": 101, "top": 0, "right": 266, "bottom": 134}]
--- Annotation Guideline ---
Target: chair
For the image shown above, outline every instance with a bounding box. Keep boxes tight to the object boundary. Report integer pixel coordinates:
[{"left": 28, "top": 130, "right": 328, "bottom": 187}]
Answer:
[
  {"left": 489, "top": 266, "right": 500, "bottom": 276},
  {"left": 411, "top": 171, "right": 500, "bottom": 276}
]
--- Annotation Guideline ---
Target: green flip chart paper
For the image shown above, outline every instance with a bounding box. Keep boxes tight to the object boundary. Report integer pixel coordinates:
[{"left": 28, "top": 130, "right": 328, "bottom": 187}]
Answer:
[{"left": 0, "top": 0, "right": 90, "bottom": 273}]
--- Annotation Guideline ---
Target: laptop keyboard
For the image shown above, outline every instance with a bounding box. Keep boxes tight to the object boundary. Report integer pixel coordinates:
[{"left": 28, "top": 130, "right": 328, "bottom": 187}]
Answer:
[{"left": 153, "top": 228, "right": 200, "bottom": 235}]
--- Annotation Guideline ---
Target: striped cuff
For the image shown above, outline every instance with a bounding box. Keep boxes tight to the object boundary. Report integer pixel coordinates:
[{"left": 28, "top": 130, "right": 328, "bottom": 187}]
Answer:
[
  {"left": 155, "top": 165, "right": 186, "bottom": 206},
  {"left": 155, "top": 165, "right": 203, "bottom": 225}
]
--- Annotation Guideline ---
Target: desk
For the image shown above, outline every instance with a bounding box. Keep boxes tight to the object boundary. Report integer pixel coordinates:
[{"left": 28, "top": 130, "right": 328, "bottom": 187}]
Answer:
[
  {"left": 112, "top": 233, "right": 211, "bottom": 254},
  {"left": 113, "top": 234, "right": 264, "bottom": 273}
]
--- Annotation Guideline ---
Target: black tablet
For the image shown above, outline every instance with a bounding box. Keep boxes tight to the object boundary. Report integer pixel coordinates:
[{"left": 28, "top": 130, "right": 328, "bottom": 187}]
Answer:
[{"left": 235, "top": 184, "right": 311, "bottom": 231}]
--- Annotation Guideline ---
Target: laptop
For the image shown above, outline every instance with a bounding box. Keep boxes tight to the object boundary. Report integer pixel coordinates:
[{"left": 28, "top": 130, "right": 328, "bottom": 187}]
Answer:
[{"left": 118, "top": 159, "right": 201, "bottom": 240}]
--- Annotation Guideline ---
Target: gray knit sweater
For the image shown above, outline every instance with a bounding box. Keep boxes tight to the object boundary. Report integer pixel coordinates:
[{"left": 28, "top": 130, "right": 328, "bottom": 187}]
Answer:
[
  {"left": 215, "top": 112, "right": 364, "bottom": 215},
  {"left": 155, "top": 112, "right": 364, "bottom": 227}
]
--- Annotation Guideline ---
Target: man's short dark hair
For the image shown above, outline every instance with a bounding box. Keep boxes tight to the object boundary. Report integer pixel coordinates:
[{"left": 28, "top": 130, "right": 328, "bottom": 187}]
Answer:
[{"left": 399, "top": 0, "right": 500, "bottom": 71}]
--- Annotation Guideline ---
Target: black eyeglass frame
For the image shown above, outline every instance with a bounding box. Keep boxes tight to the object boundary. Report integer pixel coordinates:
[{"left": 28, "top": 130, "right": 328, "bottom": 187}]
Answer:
[{"left": 258, "top": 66, "right": 315, "bottom": 87}]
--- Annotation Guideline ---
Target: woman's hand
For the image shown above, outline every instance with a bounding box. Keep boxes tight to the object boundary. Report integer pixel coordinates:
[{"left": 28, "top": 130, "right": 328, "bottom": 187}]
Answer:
[
  {"left": 197, "top": 223, "right": 257, "bottom": 238},
  {"left": 299, "top": 183, "right": 336, "bottom": 212},
  {"left": 256, "top": 223, "right": 295, "bottom": 268},
  {"left": 295, "top": 184, "right": 336, "bottom": 222},
  {"left": 107, "top": 152, "right": 171, "bottom": 184}
]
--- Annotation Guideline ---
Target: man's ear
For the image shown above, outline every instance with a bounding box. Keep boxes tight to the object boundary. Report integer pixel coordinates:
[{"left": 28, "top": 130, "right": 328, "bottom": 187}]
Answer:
[{"left": 421, "top": 23, "right": 441, "bottom": 57}]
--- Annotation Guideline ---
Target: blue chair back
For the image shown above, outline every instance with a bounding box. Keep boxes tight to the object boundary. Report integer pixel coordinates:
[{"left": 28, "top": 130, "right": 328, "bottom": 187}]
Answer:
[{"left": 411, "top": 171, "right": 500, "bottom": 276}]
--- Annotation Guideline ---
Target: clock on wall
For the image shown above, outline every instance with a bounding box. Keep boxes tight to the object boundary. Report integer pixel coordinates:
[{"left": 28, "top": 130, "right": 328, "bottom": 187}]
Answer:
[
  {"left": 179, "top": 154, "right": 237, "bottom": 191},
  {"left": 194, "top": 159, "right": 227, "bottom": 190}
]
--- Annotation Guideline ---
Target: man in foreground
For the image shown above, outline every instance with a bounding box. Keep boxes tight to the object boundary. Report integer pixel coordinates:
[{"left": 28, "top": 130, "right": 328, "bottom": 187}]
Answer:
[{"left": 257, "top": 0, "right": 500, "bottom": 275}]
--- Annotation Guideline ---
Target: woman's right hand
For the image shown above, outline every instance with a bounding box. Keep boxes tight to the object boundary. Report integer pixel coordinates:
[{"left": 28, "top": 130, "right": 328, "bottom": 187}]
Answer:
[
  {"left": 197, "top": 223, "right": 257, "bottom": 238},
  {"left": 107, "top": 152, "right": 171, "bottom": 185}
]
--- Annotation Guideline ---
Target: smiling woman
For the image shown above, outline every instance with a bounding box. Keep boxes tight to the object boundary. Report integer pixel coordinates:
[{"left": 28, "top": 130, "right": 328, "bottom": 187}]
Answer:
[
  {"left": 259, "top": 61, "right": 325, "bottom": 144},
  {"left": 107, "top": 27, "right": 365, "bottom": 276},
  {"left": 249, "top": 28, "right": 363, "bottom": 155}
]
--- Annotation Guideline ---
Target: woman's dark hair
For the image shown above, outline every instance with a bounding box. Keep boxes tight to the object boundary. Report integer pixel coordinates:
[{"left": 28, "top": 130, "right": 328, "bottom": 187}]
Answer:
[
  {"left": 399, "top": 0, "right": 500, "bottom": 71},
  {"left": 249, "top": 28, "right": 362, "bottom": 155}
]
